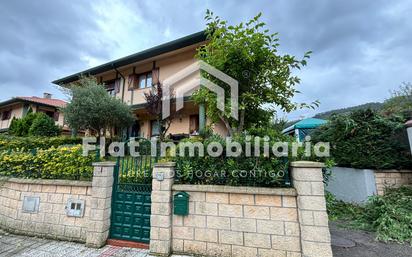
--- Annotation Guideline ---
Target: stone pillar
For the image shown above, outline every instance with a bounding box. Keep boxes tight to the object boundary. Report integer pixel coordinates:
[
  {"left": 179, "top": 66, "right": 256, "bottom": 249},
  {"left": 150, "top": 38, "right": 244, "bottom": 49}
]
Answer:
[
  {"left": 150, "top": 162, "right": 175, "bottom": 256},
  {"left": 86, "top": 162, "right": 115, "bottom": 248},
  {"left": 291, "top": 161, "right": 333, "bottom": 257}
]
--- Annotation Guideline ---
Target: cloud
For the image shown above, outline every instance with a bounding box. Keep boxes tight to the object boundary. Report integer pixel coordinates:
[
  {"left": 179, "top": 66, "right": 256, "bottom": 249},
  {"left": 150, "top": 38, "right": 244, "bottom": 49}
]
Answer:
[{"left": 0, "top": 0, "right": 410, "bottom": 121}]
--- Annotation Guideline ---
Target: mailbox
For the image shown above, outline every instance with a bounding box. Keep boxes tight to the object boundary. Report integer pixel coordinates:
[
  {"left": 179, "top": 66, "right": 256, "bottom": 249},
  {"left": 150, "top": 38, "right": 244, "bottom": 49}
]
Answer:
[{"left": 174, "top": 191, "right": 190, "bottom": 216}]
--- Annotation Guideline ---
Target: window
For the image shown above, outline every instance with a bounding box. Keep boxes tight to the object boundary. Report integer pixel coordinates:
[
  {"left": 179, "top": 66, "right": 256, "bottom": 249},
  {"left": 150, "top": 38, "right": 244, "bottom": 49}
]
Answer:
[
  {"left": 151, "top": 120, "right": 160, "bottom": 136},
  {"left": 138, "top": 72, "right": 153, "bottom": 89},
  {"left": 105, "top": 80, "right": 116, "bottom": 96},
  {"left": 1, "top": 110, "right": 11, "bottom": 121},
  {"left": 53, "top": 112, "right": 59, "bottom": 121}
]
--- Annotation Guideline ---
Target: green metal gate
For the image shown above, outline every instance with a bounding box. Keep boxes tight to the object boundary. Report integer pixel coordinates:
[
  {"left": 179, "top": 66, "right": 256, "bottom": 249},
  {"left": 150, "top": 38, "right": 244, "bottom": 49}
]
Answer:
[{"left": 110, "top": 147, "right": 157, "bottom": 244}]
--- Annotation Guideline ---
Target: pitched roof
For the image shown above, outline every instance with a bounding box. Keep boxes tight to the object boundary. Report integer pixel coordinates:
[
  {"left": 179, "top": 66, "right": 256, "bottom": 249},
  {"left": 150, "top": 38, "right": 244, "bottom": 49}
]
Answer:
[
  {"left": 0, "top": 96, "right": 67, "bottom": 109},
  {"left": 16, "top": 97, "right": 67, "bottom": 108},
  {"left": 52, "top": 30, "right": 207, "bottom": 85}
]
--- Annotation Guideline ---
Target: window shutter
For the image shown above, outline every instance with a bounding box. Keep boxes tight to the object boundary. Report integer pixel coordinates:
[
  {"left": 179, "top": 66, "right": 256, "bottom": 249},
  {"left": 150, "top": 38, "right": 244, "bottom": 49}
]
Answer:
[
  {"left": 114, "top": 78, "right": 121, "bottom": 93},
  {"left": 128, "top": 74, "right": 138, "bottom": 90},
  {"left": 152, "top": 68, "right": 160, "bottom": 86}
]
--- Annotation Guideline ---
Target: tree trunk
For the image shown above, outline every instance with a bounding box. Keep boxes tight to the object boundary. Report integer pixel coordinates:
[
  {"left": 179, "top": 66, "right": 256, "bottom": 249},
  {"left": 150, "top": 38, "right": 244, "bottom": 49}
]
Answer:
[
  {"left": 237, "top": 109, "right": 245, "bottom": 133},
  {"left": 220, "top": 115, "right": 234, "bottom": 136}
]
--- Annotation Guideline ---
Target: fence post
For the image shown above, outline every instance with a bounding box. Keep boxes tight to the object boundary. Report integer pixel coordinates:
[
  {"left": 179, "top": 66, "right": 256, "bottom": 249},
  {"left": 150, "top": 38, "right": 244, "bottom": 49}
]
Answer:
[
  {"left": 86, "top": 162, "right": 115, "bottom": 248},
  {"left": 290, "top": 161, "right": 333, "bottom": 257},
  {"left": 149, "top": 162, "right": 175, "bottom": 256}
]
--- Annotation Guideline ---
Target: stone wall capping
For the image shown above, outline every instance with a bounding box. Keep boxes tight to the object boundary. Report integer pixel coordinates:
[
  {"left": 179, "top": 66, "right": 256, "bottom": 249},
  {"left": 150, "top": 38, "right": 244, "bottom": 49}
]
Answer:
[
  {"left": 154, "top": 162, "right": 176, "bottom": 167},
  {"left": 290, "top": 161, "right": 325, "bottom": 168},
  {"left": 172, "top": 184, "right": 297, "bottom": 196},
  {"left": 92, "top": 161, "right": 116, "bottom": 167},
  {"left": 376, "top": 169, "right": 412, "bottom": 173},
  {"left": 0, "top": 177, "right": 91, "bottom": 187}
]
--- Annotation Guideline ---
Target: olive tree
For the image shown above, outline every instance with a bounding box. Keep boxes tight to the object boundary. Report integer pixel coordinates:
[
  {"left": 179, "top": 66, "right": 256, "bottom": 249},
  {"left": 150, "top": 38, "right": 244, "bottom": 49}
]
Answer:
[
  {"left": 61, "top": 77, "right": 134, "bottom": 137},
  {"left": 194, "top": 10, "right": 318, "bottom": 135}
]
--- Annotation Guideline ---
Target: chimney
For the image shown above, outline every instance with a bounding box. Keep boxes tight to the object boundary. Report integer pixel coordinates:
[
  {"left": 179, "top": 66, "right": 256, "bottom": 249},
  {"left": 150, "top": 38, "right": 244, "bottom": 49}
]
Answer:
[{"left": 43, "top": 93, "right": 52, "bottom": 99}]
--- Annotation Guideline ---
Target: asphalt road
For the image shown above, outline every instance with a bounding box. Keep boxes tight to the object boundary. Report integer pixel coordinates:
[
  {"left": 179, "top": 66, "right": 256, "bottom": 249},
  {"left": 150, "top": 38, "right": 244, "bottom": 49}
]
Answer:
[{"left": 331, "top": 222, "right": 412, "bottom": 257}]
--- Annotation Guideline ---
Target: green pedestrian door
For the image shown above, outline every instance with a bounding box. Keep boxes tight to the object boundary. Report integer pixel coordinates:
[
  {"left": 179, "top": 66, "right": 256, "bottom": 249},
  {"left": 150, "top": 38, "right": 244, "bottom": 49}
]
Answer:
[{"left": 110, "top": 154, "right": 156, "bottom": 244}]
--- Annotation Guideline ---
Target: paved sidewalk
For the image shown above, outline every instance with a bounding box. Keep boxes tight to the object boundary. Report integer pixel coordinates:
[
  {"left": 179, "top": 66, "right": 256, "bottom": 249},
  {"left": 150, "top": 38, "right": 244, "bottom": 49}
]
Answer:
[{"left": 0, "top": 230, "right": 182, "bottom": 257}]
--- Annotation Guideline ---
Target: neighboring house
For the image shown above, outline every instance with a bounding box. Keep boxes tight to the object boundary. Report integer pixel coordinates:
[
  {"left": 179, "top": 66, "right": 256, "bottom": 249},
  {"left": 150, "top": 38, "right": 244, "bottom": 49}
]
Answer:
[
  {"left": 0, "top": 93, "right": 68, "bottom": 133},
  {"left": 53, "top": 31, "right": 228, "bottom": 139},
  {"left": 282, "top": 118, "right": 327, "bottom": 142}
]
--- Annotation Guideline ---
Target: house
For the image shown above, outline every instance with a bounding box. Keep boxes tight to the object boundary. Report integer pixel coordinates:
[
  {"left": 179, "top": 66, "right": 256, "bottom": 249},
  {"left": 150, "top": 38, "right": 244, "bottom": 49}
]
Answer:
[
  {"left": 282, "top": 118, "right": 327, "bottom": 142},
  {"left": 0, "top": 93, "right": 67, "bottom": 133},
  {"left": 53, "top": 31, "right": 228, "bottom": 139}
]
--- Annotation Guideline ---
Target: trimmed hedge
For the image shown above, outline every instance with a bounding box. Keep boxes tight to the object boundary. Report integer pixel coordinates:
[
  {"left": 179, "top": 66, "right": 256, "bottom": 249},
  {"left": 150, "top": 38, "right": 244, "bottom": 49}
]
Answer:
[
  {"left": 0, "top": 136, "right": 82, "bottom": 151},
  {"left": 0, "top": 145, "right": 94, "bottom": 180},
  {"left": 172, "top": 135, "right": 290, "bottom": 187},
  {"left": 312, "top": 109, "right": 412, "bottom": 169}
]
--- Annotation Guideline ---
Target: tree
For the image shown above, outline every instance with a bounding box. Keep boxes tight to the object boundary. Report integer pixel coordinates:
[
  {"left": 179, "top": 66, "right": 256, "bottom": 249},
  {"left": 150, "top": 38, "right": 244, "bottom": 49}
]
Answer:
[
  {"left": 61, "top": 77, "right": 134, "bottom": 137},
  {"left": 28, "top": 113, "right": 61, "bottom": 136},
  {"left": 144, "top": 82, "right": 177, "bottom": 140},
  {"left": 193, "top": 10, "right": 318, "bottom": 136},
  {"left": 382, "top": 82, "right": 412, "bottom": 120}
]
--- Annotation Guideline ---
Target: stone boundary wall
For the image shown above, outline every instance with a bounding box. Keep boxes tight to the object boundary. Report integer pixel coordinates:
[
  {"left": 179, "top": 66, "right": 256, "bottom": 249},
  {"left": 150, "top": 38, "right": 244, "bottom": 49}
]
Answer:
[
  {"left": 150, "top": 161, "right": 333, "bottom": 257},
  {"left": 374, "top": 169, "right": 412, "bottom": 195},
  {"left": 0, "top": 177, "right": 92, "bottom": 242},
  {"left": 0, "top": 162, "right": 115, "bottom": 248}
]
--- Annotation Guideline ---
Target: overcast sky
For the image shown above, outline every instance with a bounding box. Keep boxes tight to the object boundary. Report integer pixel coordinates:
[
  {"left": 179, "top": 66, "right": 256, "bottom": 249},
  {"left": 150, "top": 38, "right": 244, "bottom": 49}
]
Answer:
[{"left": 0, "top": 0, "right": 410, "bottom": 120}]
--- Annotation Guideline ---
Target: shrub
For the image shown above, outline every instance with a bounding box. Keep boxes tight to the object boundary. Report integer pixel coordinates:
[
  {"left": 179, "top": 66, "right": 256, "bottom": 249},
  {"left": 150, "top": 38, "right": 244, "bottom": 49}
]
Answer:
[
  {"left": 327, "top": 187, "right": 412, "bottom": 244},
  {"left": 28, "top": 113, "right": 61, "bottom": 136},
  {"left": 8, "top": 111, "right": 38, "bottom": 136},
  {"left": 8, "top": 110, "right": 61, "bottom": 137},
  {"left": 0, "top": 145, "right": 94, "bottom": 180},
  {"left": 172, "top": 134, "right": 290, "bottom": 187},
  {"left": 312, "top": 109, "right": 412, "bottom": 169},
  {"left": 0, "top": 135, "right": 82, "bottom": 151}
]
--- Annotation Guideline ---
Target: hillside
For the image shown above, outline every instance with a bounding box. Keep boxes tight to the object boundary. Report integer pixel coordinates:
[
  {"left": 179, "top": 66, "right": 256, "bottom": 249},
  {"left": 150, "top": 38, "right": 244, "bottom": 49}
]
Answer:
[{"left": 313, "top": 102, "right": 383, "bottom": 119}]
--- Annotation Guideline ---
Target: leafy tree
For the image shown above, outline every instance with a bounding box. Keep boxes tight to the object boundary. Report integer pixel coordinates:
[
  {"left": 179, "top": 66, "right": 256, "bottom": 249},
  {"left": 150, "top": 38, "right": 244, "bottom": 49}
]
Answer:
[
  {"left": 61, "top": 77, "right": 134, "bottom": 137},
  {"left": 28, "top": 113, "right": 61, "bottom": 136},
  {"left": 382, "top": 82, "right": 412, "bottom": 120},
  {"left": 194, "top": 10, "right": 318, "bottom": 135}
]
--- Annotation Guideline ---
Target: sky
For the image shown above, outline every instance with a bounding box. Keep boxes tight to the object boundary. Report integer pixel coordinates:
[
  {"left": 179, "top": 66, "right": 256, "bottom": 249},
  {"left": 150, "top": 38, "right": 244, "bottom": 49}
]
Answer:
[{"left": 0, "top": 0, "right": 411, "bottom": 120}]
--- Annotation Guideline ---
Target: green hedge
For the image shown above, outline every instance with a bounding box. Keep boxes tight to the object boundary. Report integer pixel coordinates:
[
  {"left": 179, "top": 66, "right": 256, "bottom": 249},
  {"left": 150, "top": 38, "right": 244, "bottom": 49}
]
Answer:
[
  {"left": 312, "top": 109, "right": 412, "bottom": 169},
  {"left": 172, "top": 135, "right": 291, "bottom": 187},
  {"left": 0, "top": 145, "right": 94, "bottom": 180},
  {"left": 0, "top": 136, "right": 82, "bottom": 151}
]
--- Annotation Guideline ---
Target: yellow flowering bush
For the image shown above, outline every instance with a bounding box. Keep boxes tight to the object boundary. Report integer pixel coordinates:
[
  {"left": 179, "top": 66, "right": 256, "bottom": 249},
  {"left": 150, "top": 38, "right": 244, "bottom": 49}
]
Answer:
[{"left": 0, "top": 145, "right": 94, "bottom": 180}]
